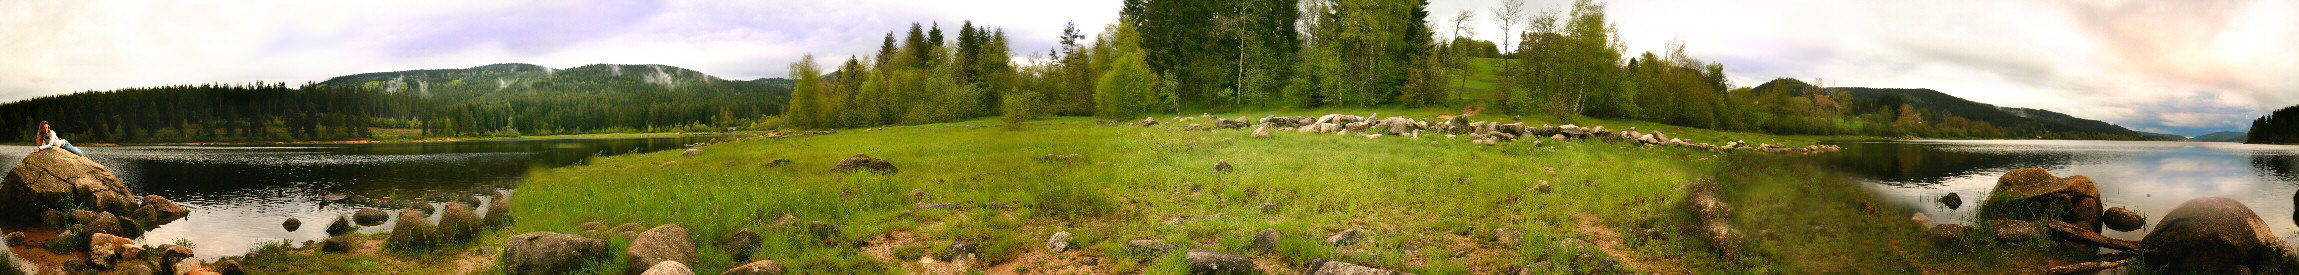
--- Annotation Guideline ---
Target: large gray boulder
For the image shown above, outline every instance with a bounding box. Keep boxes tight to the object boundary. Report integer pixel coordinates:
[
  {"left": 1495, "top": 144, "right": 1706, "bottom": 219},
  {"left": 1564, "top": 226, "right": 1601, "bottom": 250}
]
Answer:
[
  {"left": 625, "top": 225, "right": 697, "bottom": 275},
  {"left": 2136, "top": 197, "right": 2294, "bottom": 273},
  {"left": 503, "top": 232, "right": 609, "bottom": 275},
  {"left": 0, "top": 149, "right": 141, "bottom": 224}
]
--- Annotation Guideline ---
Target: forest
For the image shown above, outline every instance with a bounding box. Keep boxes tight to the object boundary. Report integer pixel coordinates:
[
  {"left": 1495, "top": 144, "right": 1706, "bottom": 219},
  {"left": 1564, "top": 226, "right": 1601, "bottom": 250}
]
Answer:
[
  {"left": 2247, "top": 104, "right": 2299, "bottom": 144},
  {"left": 0, "top": 0, "right": 2164, "bottom": 143}
]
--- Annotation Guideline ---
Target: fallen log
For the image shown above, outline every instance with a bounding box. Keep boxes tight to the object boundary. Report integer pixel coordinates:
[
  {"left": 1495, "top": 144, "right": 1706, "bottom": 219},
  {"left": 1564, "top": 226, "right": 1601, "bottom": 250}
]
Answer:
[
  {"left": 2046, "top": 221, "right": 2141, "bottom": 252},
  {"left": 2047, "top": 253, "right": 2137, "bottom": 274}
]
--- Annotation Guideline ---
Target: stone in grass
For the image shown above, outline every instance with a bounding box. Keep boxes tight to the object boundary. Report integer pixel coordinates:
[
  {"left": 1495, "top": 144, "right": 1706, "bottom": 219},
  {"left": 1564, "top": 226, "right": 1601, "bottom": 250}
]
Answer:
[
  {"left": 625, "top": 224, "right": 697, "bottom": 275},
  {"left": 1306, "top": 260, "right": 1408, "bottom": 275},
  {"left": 640, "top": 261, "right": 694, "bottom": 275},
  {"left": 320, "top": 236, "right": 356, "bottom": 253},
  {"left": 1046, "top": 231, "right": 1073, "bottom": 253},
  {"left": 1126, "top": 240, "right": 1175, "bottom": 256},
  {"left": 502, "top": 232, "right": 608, "bottom": 275},
  {"left": 1257, "top": 203, "right": 1278, "bottom": 215},
  {"left": 1325, "top": 229, "right": 1364, "bottom": 246},
  {"left": 830, "top": 154, "right": 898, "bottom": 174},
  {"left": 715, "top": 229, "right": 763, "bottom": 261},
  {"left": 721, "top": 260, "right": 786, "bottom": 275},
  {"left": 1250, "top": 229, "right": 1280, "bottom": 251},
  {"left": 1213, "top": 161, "right": 1234, "bottom": 174},
  {"left": 1494, "top": 228, "right": 1524, "bottom": 245},
  {"left": 1184, "top": 251, "right": 1255, "bottom": 275}
]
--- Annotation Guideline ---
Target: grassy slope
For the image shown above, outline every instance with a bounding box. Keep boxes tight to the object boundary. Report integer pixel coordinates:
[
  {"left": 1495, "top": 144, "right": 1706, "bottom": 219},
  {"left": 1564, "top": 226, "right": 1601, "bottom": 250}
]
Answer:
[{"left": 478, "top": 114, "right": 2030, "bottom": 274}]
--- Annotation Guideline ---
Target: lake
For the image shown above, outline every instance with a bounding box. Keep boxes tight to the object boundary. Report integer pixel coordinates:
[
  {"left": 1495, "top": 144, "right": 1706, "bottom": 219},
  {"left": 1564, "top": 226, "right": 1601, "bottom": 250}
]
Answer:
[
  {"left": 1821, "top": 140, "right": 2299, "bottom": 243},
  {"left": 0, "top": 136, "right": 722, "bottom": 259}
]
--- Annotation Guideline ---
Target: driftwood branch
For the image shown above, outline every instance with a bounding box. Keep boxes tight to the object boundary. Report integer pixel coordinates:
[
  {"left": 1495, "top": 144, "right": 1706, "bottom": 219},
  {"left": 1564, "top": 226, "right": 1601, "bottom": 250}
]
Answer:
[
  {"left": 2047, "top": 253, "right": 2138, "bottom": 274},
  {"left": 2046, "top": 221, "right": 2142, "bottom": 252}
]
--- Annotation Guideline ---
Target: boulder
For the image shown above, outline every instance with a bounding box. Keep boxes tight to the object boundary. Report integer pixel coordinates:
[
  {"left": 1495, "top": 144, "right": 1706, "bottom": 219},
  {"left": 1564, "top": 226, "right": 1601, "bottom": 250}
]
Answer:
[
  {"left": 84, "top": 211, "right": 127, "bottom": 237},
  {"left": 626, "top": 225, "right": 698, "bottom": 275},
  {"left": 212, "top": 259, "right": 244, "bottom": 275},
  {"left": 640, "top": 261, "right": 694, "bottom": 275},
  {"left": 1046, "top": 231, "right": 1073, "bottom": 253},
  {"left": 325, "top": 215, "right": 355, "bottom": 235},
  {"left": 1980, "top": 168, "right": 2103, "bottom": 235},
  {"left": 1307, "top": 260, "right": 1407, "bottom": 275},
  {"left": 0, "top": 149, "right": 140, "bottom": 224},
  {"left": 1250, "top": 229, "right": 1280, "bottom": 251},
  {"left": 503, "top": 232, "right": 610, "bottom": 275},
  {"left": 1184, "top": 251, "right": 1256, "bottom": 275},
  {"left": 87, "top": 233, "right": 136, "bottom": 269},
  {"left": 485, "top": 197, "right": 513, "bottom": 227},
  {"left": 352, "top": 209, "right": 390, "bottom": 226},
  {"left": 682, "top": 148, "right": 702, "bottom": 157},
  {"left": 829, "top": 154, "right": 898, "bottom": 174},
  {"left": 721, "top": 260, "right": 786, "bottom": 275},
  {"left": 2136, "top": 197, "right": 2292, "bottom": 273},
  {"left": 438, "top": 203, "right": 483, "bottom": 240},
  {"left": 715, "top": 229, "right": 762, "bottom": 261},
  {"left": 1250, "top": 127, "right": 1272, "bottom": 139},
  {"left": 1937, "top": 193, "right": 1962, "bottom": 210},
  {"left": 942, "top": 243, "right": 976, "bottom": 261},
  {"left": 282, "top": 217, "right": 302, "bottom": 232},
  {"left": 135, "top": 195, "right": 189, "bottom": 226},
  {"left": 159, "top": 244, "right": 195, "bottom": 273},
  {"left": 2103, "top": 207, "right": 2146, "bottom": 232},
  {"left": 320, "top": 236, "right": 355, "bottom": 253}
]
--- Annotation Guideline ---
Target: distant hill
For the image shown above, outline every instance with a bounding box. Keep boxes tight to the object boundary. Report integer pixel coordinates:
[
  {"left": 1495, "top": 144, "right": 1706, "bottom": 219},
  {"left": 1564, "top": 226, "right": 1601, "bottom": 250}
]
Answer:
[
  {"left": 2191, "top": 131, "right": 2247, "bottom": 142},
  {"left": 312, "top": 63, "right": 791, "bottom": 135},
  {"left": 1750, "top": 79, "right": 2166, "bottom": 140}
]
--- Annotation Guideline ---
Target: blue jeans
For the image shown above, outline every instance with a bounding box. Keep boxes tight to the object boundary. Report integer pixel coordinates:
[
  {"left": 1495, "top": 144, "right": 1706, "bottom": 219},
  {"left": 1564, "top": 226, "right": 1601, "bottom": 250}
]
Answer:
[{"left": 56, "top": 140, "right": 82, "bottom": 156}]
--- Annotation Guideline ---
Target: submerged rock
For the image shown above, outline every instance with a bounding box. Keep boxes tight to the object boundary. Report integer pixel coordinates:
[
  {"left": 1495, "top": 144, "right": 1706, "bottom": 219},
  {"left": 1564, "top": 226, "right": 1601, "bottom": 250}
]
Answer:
[{"left": 282, "top": 217, "right": 302, "bottom": 232}]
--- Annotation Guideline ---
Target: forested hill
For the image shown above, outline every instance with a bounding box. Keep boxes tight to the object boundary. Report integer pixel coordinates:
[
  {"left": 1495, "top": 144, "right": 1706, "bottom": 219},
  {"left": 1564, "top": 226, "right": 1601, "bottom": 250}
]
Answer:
[
  {"left": 2193, "top": 131, "right": 2247, "bottom": 142},
  {"left": 0, "top": 63, "right": 789, "bottom": 143},
  {"left": 1749, "top": 79, "right": 2163, "bottom": 140}
]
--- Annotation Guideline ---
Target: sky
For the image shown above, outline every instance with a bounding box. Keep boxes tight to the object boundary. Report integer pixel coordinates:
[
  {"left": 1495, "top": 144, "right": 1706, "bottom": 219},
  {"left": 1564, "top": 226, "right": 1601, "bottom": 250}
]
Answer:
[{"left": 4, "top": 0, "right": 2293, "bottom": 135}]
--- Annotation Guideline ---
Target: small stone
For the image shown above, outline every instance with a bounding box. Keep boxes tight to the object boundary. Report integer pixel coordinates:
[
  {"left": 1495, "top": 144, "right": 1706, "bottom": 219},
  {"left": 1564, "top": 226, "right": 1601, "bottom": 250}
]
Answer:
[
  {"left": 1183, "top": 251, "right": 1254, "bottom": 274},
  {"left": 1213, "top": 161, "right": 1233, "bottom": 174},
  {"left": 1911, "top": 212, "right": 1933, "bottom": 227},
  {"left": 1251, "top": 229, "right": 1280, "bottom": 251},
  {"left": 325, "top": 216, "right": 355, "bottom": 235},
  {"left": 1494, "top": 228, "right": 1524, "bottom": 245},
  {"left": 1325, "top": 229, "right": 1364, "bottom": 246},
  {"left": 1126, "top": 240, "right": 1175, "bottom": 256},
  {"left": 1046, "top": 231, "right": 1073, "bottom": 253},
  {"left": 721, "top": 260, "right": 786, "bottom": 275},
  {"left": 1256, "top": 203, "right": 1278, "bottom": 215}
]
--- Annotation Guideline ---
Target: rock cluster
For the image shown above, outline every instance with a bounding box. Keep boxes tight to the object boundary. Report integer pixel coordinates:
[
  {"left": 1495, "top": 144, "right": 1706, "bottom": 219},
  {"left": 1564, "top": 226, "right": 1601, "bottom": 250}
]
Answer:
[
  {"left": 1200, "top": 113, "right": 1841, "bottom": 153},
  {"left": 829, "top": 154, "right": 898, "bottom": 174}
]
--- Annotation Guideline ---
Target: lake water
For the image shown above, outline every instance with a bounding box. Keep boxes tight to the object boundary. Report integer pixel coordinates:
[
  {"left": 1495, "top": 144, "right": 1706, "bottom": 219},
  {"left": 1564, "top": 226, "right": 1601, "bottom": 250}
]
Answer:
[
  {"left": 0, "top": 136, "right": 720, "bottom": 259},
  {"left": 1820, "top": 140, "right": 2299, "bottom": 243}
]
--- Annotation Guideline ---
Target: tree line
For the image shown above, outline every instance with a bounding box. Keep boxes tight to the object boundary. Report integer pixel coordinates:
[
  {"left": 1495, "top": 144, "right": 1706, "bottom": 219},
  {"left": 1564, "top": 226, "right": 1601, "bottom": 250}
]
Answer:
[
  {"left": 2248, "top": 104, "right": 2299, "bottom": 144},
  {"left": 0, "top": 82, "right": 405, "bottom": 142}
]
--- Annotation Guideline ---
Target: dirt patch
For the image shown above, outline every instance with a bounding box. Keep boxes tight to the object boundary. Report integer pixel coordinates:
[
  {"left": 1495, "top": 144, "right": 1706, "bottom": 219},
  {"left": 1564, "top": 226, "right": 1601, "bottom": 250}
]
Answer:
[{"left": 1574, "top": 213, "right": 1681, "bottom": 273}]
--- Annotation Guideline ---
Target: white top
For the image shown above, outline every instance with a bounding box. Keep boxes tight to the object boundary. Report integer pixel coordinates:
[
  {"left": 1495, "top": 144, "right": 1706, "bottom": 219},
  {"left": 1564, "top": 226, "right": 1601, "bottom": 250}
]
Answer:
[{"left": 36, "top": 129, "right": 65, "bottom": 150}]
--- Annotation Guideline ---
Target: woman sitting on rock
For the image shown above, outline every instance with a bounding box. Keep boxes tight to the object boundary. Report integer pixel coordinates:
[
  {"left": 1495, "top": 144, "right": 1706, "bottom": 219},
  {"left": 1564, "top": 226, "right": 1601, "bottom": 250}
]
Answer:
[{"left": 34, "top": 121, "right": 83, "bottom": 155}]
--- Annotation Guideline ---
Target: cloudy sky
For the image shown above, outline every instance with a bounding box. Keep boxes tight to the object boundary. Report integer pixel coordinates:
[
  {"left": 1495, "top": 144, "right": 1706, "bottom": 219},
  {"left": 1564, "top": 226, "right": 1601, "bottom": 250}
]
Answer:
[{"left": 4, "top": 0, "right": 2293, "bottom": 135}]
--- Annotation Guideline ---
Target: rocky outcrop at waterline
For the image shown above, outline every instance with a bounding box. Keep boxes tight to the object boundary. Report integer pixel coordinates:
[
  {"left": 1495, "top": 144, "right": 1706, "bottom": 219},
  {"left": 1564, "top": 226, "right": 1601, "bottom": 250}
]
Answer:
[
  {"left": 1969, "top": 168, "right": 2299, "bottom": 273},
  {"left": 1, "top": 149, "right": 190, "bottom": 234}
]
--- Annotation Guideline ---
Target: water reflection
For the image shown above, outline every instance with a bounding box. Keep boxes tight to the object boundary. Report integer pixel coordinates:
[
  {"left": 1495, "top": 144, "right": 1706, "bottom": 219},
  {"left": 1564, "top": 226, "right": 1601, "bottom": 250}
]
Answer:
[
  {"left": 1820, "top": 140, "right": 2299, "bottom": 242},
  {"left": 0, "top": 136, "right": 718, "bottom": 259}
]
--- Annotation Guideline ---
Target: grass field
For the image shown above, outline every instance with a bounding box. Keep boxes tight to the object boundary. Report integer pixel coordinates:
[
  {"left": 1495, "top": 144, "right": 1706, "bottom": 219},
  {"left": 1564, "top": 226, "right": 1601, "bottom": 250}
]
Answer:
[{"left": 236, "top": 110, "right": 2044, "bottom": 274}]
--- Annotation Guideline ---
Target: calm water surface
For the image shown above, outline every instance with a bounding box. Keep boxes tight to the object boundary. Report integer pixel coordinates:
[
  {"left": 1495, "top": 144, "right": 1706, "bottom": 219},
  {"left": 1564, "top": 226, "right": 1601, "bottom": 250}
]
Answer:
[
  {"left": 0, "top": 136, "right": 720, "bottom": 259},
  {"left": 1820, "top": 140, "right": 2299, "bottom": 243}
]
